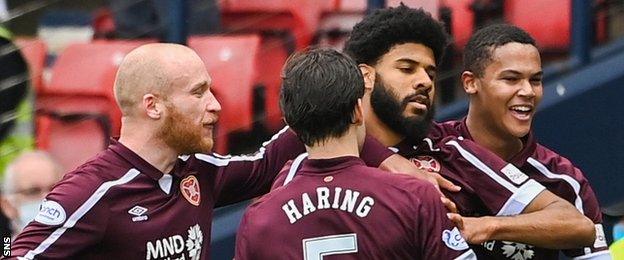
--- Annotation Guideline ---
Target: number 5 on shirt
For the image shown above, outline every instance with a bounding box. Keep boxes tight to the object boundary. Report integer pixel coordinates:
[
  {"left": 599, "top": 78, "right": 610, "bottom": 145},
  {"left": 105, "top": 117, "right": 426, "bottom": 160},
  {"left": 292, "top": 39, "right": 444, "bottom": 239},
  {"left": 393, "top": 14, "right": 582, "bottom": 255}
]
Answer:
[{"left": 302, "top": 233, "right": 358, "bottom": 260}]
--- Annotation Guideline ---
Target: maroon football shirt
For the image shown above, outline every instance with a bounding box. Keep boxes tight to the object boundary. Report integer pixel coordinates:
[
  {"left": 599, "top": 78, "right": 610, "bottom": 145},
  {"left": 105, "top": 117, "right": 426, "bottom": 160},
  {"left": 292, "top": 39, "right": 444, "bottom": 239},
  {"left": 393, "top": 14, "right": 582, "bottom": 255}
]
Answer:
[
  {"left": 8, "top": 127, "right": 393, "bottom": 259},
  {"left": 424, "top": 119, "right": 610, "bottom": 260},
  {"left": 236, "top": 156, "right": 476, "bottom": 260}
]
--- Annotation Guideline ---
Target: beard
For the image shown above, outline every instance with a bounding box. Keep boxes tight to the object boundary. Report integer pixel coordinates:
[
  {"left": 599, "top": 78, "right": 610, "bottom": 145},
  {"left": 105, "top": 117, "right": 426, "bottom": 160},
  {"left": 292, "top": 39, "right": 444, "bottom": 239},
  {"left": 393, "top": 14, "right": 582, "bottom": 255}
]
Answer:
[
  {"left": 158, "top": 104, "right": 214, "bottom": 155},
  {"left": 370, "top": 73, "right": 434, "bottom": 143}
]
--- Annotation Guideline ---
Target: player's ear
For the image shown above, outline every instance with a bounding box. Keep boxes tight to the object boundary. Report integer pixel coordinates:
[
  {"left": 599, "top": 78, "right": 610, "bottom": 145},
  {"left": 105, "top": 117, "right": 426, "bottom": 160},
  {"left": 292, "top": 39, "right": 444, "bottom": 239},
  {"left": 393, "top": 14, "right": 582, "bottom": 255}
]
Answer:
[
  {"left": 352, "top": 98, "right": 364, "bottom": 125},
  {"left": 359, "top": 64, "right": 375, "bottom": 92},
  {"left": 462, "top": 71, "right": 478, "bottom": 95},
  {"left": 144, "top": 94, "right": 162, "bottom": 119}
]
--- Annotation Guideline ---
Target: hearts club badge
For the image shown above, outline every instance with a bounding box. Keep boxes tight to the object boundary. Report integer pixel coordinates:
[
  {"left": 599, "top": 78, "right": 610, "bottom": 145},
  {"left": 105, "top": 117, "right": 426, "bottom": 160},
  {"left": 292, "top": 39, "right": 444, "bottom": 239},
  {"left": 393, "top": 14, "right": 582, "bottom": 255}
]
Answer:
[{"left": 181, "top": 175, "right": 201, "bottom": 206}]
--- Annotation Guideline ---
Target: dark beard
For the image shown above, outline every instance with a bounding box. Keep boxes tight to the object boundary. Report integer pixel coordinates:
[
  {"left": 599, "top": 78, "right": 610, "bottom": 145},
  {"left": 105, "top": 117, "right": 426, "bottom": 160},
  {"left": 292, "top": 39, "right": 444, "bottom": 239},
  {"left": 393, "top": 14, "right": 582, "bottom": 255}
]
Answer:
[
  {"left": 158, "top": 104, "right": 213, "bottom": 155},
  {"left": 370, "top": 74, "right": 434, "bottom": 143}
]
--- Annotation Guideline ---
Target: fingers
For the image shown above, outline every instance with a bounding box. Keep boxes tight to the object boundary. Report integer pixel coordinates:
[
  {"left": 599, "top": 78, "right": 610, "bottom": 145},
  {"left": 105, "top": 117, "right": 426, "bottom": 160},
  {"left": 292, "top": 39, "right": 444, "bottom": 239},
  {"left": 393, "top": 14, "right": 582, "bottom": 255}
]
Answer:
[
  {"left": 432, "top": 173, "right": 461, "bottom": 192},
  {"left": 441, "top": 197, "right": 458, "bottom": 213},
  {"left": 447, "top": 213, "right": 464, "bottom": 230}
]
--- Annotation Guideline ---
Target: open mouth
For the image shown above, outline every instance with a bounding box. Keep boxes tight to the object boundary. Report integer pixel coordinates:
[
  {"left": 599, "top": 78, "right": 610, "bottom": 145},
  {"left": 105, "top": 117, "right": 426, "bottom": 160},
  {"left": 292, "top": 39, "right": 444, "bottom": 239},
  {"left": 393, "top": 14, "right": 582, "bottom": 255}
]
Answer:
[{"left": 509, "top": 105, "right": 533, "bottom": 120}]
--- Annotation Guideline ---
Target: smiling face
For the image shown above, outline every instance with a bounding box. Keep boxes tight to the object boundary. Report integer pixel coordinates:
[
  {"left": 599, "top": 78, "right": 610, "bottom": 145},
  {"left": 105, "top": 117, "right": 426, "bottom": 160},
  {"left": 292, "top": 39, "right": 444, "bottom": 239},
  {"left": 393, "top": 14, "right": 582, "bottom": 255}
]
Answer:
[
  {"left": 465, "top": 42, "right": 543, "bottom": 138},
  {"left": 369, "top": 43, "right": 437, "bottom": 142},
  {"left": 157, "top": 54, "right": 221, "bottom": 154}
]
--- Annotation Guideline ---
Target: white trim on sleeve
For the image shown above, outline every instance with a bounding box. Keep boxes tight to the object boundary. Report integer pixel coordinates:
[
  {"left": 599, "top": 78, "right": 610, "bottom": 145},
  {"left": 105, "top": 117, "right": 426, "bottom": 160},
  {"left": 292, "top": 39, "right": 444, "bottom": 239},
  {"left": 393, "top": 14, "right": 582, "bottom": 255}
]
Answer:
[
  {"left": 572, "top": 250, "right": 613, "bottom": 260},
  {"left": 497, "top": 179, "right": 546, "bottom": 216},
  {"left": 445, "top": 140, "right": 517, "bottom": 192},
  {"left": 20, "top": 169, "right": 141, "bottom": 260},
  {"left": 454, "top": 249, "right": 478, "bottom": 260},
  {"left": 195, "top": 126, "right": 290, "bottom": 166}
]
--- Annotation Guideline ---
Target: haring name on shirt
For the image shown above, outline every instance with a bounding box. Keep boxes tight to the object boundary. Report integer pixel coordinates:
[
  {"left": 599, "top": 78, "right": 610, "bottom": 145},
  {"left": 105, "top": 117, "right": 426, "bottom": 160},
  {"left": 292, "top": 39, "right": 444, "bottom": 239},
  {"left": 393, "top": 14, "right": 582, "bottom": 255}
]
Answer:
[{"left": 282, "top": 186, "right": 375, "bottom": 224}]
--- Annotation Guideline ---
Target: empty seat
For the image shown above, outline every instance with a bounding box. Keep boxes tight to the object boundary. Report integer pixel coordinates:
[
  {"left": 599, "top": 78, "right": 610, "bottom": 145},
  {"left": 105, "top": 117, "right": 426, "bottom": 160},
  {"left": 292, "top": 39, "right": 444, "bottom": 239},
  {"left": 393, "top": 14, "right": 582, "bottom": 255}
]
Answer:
[
  {"left": 36, "top": 40, "right": 152, "bottom": 165},
  {"left": 188, "top": 35, "right": 262, "bottom": 153},
  {"left": 440, "top": 0, "right": 474, "bottom": 50},
  {"left": 220, "top": 0, "right": 332, "bottom": 49},
  {"left": 505, "top": 0, "right": 570, "bottom": 51},
  {"left": 14, "top": 38, "right": 47, "bottom": 93}
]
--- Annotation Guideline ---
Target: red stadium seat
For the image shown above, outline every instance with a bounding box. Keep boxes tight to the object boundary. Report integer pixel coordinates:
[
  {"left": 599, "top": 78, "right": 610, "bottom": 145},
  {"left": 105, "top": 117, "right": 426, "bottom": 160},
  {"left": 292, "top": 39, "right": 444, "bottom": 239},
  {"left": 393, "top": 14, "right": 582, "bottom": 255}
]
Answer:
[
  {"left": 14, "top": 38, "right": 47, "bottom": 93},
  {"left": 36, "top": 40, "right": 152, "bottom": 166},
  {"left": 257, "top": 36, "right": 289, "bottom": 132},
  {"left": 188, "top": 35, "right": 262, "bottom": 153},
  {"left": 220, "top": 0, "right": 332, "bottom": 49},
  {"left": 504, "top": 0, "right": 570, "bottom": 51},
  {"left": 36, "top": 113, "right": 110, "bottom": 171},
  {"left": 440, "top": 0, "right": 474, "bottom": 50}
]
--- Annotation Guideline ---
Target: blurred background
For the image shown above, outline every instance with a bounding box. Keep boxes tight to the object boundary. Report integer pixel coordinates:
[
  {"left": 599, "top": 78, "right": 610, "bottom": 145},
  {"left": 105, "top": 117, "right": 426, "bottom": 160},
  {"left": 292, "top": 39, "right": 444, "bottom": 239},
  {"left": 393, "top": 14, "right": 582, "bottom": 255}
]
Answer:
[{"left": 1, "top": 0, "right": 623, "bottom": 259}]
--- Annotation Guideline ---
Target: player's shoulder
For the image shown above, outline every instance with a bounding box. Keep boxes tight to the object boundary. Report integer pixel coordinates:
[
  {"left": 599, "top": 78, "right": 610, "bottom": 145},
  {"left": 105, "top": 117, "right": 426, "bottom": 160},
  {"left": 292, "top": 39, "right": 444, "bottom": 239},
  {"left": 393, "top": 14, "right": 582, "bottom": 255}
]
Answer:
[
  {"left": 530, "top": 143, "right": 587, "bottom": 180},
  {"left": 355, "top": 165, "right": 440, "bottom": 197}
]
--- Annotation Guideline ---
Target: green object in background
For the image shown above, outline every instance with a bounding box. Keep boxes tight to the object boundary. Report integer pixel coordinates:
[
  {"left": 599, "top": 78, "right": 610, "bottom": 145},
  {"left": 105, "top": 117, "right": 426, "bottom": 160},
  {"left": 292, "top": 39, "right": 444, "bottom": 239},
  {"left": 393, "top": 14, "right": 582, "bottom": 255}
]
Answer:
[
  {"left": 0, "top": 100, "right": 34, "bottom": 176},
  {"left": 611, "top": 238, "right": 623, "bottom": 259}
]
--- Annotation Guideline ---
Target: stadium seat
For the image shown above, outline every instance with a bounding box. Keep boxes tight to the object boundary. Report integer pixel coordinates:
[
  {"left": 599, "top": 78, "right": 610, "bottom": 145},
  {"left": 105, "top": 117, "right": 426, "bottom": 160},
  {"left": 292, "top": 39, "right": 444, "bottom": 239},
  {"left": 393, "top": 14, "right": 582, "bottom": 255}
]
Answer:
[
  {"left": 36, "top": 112, "right": 110, "bottom": 171},
  {"left": 504, "top": 0, "right": 570, "bottom": 51},
  {"left": 14, "top": 38, "right": 47, "bottom": 93},
  {"left": 256, "top": 36, "right": 289, "bottom": 132},
  {"left": 220, "top": 0, "right": 332, "bottom": 49},
  {"left": 36, "top": 40, "right": 152, "bottom": 167},
  {"left": 440, "top": 0, "right": 474, "bottom": 50},
  {"left": 188, "top": 35, "right": 262, "bottom": 153}
]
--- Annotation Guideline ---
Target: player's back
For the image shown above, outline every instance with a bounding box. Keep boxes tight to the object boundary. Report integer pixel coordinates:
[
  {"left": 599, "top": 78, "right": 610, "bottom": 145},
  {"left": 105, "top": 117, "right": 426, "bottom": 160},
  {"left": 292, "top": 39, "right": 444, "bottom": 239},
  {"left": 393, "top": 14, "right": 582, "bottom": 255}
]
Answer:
[{"left": 235, "top": 156, "right": 474, "bottom": 260}]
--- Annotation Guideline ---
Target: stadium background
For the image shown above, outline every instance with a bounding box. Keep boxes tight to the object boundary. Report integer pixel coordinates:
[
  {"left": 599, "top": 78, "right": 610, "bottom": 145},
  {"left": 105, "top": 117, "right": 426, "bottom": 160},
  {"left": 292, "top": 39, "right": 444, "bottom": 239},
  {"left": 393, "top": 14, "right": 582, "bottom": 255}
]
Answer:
[{"left": 1, "top": 0, "right": 624, "bottom": 259}]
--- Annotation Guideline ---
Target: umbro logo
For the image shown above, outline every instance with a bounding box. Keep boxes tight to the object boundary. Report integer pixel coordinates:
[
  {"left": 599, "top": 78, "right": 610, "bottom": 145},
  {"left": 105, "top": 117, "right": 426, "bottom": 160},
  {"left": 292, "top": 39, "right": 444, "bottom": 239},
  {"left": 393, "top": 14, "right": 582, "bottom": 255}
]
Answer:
[{"left": 128, "top": 205, "right": 148, "bottom": 222}]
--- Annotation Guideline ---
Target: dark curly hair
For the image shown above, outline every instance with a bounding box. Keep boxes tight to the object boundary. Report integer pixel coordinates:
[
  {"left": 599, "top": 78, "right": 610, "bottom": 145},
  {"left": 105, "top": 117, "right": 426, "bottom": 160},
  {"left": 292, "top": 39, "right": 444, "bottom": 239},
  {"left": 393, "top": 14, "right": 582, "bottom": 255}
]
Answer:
[
  {"left": 463, "top": 23, "right": 536, "bottom": 77},
  {"left": 344, "top": 4, "right": 450, "bottom": 66}
]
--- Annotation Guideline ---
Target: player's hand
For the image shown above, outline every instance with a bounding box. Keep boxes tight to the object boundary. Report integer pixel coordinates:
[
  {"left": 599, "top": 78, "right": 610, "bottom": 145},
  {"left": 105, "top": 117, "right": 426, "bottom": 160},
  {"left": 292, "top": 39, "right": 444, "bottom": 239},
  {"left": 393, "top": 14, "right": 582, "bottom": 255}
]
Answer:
[
  {"left": 379, "top": 154, "right": 461, "bottom": 193},
  {"left": 447, "top": 213, "right": 497, "bottom": 244}
]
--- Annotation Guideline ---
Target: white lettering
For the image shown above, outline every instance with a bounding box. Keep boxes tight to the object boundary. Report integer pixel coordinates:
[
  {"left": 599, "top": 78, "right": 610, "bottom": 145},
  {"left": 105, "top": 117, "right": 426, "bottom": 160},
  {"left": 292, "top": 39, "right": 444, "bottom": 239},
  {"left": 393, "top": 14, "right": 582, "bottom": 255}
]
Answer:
[
  {"left": 355, "top": 196, "right": 374, "bottom": 217},
  {"left": 283, "top": 187, "right": 375, "bottom": 224},
  {"left": 340, "top": 190, "right": 360, "bottom": 213},
  {"left": 331, "top": 187, "right": 342, "bottom": 209},
  {"left": 301, "top": 193, "right": 316, "bottom": 215},
  {"left": 316, "top": 187, "right": 330, "bottom": 209},
  {"left": 282, "top": 200, "right": 303, "bottom": 224},
  {"left": 146, "top": 240, "right": 163, "bottom": 260}
]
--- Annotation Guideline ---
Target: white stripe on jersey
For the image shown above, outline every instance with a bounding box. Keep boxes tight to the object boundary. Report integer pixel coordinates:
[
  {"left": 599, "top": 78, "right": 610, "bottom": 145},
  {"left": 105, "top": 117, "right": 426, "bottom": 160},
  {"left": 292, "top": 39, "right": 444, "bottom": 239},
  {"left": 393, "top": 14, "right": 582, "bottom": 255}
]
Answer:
[
  {"left": 21, "top": 169, "right": 141, "bottom": 260},
  {"left": 194, "top": 126, "right": 290, "bottom": 166},
  {"left": 283, "top": 153, "right": 308, "bottom": 186},
  {"left": 497, "top": 179, "right": 545, "bottom": 216},
  {"left": 527, "top": 157, "right": 584, "bottom": 214},
  {"left": 445, "top": 140, "right": 518, "bottom": 192},
  {"left": 454, "top": 249, "right": 477, "bottom": 260},
  {"left": 572, "top": 250, "right": 613, "bottom": 260}
]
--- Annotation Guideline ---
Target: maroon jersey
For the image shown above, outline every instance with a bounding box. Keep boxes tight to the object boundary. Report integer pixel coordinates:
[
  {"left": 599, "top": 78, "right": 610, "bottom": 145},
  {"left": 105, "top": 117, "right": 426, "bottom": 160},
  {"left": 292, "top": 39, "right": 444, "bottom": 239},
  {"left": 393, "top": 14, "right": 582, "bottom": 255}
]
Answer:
[
  {"left": 236, "top": 156, "right": 477, "bottom": 260},
  {"left": 8, "top": 127, "right": 393, "bottom": 260},
  {"left": 424, "top": 119, "right": 611, "bottom": 260}
]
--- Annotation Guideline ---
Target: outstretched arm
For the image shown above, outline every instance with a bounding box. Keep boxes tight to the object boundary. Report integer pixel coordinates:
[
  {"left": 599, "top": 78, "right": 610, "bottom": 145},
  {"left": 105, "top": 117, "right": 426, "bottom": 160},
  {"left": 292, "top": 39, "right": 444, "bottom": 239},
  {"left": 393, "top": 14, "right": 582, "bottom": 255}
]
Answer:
[{"left": 449, "top": 189, "right": 595, "bottom": 249}]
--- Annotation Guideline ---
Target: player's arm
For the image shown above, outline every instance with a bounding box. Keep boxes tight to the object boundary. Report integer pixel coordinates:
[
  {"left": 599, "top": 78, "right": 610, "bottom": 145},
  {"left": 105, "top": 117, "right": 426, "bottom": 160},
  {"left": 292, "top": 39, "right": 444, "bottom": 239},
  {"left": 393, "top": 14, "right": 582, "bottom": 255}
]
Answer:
[
  {"left": 450, "top": 190, "right": 595, "bottom": 249},
  {"left": 559, "top": 161, "right": 611, "bottom": 259},
  {"left": 444, "top": 138, "right": 595, "bottom": 249},
  {"left": 413, "top": 181, "right": 476, "bottom": 260},
  {"left": 8, "top": 171, "right": 112, "bottom": 259},
  {"left": 197, "top": 127, "right": 395, "bottom": 207}
]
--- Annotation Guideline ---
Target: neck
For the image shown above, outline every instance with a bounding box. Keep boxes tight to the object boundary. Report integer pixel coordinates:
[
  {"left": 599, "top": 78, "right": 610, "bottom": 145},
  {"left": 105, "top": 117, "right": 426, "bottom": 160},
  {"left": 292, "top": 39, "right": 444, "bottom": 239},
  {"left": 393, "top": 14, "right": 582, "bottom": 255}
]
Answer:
[
  {"left": 306, "top": 128, "right": 360, "bottom": 160},
  {"left": 466, "top": 108, "right": 523, "bottom": 161},
  {"left": 118, "top": 119, "right": 178, "bottom": 173},
  {"left": 365, "top": 110, "right": 403, "bottom": 147}
]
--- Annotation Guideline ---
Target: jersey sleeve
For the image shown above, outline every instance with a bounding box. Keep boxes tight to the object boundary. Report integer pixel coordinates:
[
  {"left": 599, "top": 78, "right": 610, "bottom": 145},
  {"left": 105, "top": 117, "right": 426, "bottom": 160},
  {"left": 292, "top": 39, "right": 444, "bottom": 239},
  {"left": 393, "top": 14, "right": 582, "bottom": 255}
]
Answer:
[
  {"left": 9, "top": 170, "right": 114, "bottom": 259},
  {"left": 541, "top": 154, "right": 610, "bottom": 258},
  {"left": 412, "top": 182, "right": 476, "bottom": 260},
  {"left": 192, "top": 127, "right": 394, "bottom": 207},
  {"left": 442, "top": 137, "right": 546, "bottom": 216}
]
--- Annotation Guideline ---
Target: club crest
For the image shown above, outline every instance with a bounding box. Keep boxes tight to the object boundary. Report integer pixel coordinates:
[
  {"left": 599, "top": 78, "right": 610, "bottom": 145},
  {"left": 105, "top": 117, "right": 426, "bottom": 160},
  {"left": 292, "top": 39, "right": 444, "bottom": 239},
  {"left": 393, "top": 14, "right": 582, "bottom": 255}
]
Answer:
[
  {"left": 181, "top": 175, "right": 201, "bottom": 206},
  {"left": 411, "top": 155, "right": 441, "bottom": 172}
]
